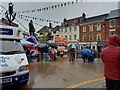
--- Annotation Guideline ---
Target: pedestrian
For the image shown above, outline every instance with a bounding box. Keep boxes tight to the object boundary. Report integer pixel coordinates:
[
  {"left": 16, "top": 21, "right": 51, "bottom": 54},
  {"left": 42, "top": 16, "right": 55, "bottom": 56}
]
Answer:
[
  {"left": 43, "top": 45, "right": 50, "bottom": 62},
  {"left": 80, "top": 49, "right": 91, "bottom": 62},
  {"left": 101, "top": 35, "right": 120, "bottom": 90},
  {"left": 50, "top": 47, "right": 56, "bottom": 61},
  {"left": 69, "top": 48, "right": 75, "bottom": 61},
  {"left": 59, "top": 51, "right": 64, "bottom": 58},
  {"left": 54, "top": 48, "right": 58, "bottom": 61},
  {"left": 88, "top": 52, "right": 94, "bottom": 62}
]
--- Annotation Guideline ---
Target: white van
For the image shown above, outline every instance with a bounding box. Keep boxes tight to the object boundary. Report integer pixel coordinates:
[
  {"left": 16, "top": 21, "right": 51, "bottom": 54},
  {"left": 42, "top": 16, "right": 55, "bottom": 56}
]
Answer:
[{"left": 0, "top": 25, "right": 29, "bottom": 87}]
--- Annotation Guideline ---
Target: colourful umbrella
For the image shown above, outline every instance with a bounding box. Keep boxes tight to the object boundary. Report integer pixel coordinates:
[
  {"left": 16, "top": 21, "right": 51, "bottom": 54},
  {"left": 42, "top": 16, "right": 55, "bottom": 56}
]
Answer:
[
  {"left": 20, "top": 39, "right": 34, "bottom": 45},
  {"left": 80, "top": 49, "right": 91, "bottom": 56},
  {"left": 67, "top": 43, "right": 78, "bottom": 49},
  {"left": 57, "top": 46, "right": 65, "bottom": 51},
  {"left": 58, "top": 43, "right": 64, "bottom": 46},
  {"left": 26, "top": 35, "right": 38, "bottom": 44}
]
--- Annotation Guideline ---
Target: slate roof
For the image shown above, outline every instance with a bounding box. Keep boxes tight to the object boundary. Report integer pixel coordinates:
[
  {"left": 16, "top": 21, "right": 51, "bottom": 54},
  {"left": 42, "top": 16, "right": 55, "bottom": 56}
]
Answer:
[
  {"left": 106, "top": 9, "right": 120, "bottom": 19},
  {"left": 51, "top": 25, "right": 60, "bottom": 31},
  {"left": 37, "top": 26, "right": 49, "bottom": 33},
  {"left": 80, "top": 13, "right": 109, "bottom": 25},
  {"left": 59, "top": 16, "right": 85, "bottom": 28}
]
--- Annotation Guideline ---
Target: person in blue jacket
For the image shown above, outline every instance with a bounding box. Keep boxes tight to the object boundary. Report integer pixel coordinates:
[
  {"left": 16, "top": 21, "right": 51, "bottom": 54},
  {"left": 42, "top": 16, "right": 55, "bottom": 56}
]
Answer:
[{"left": 88, "top": 52, "right": 94, "bottom": 62}]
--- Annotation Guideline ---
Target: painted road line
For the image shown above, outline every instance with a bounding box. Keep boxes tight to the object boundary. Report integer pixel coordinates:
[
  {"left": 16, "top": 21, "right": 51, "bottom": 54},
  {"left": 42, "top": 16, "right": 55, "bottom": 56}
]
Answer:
[{"left": 66, "top": 77, "right": 104, "bottom": 89}]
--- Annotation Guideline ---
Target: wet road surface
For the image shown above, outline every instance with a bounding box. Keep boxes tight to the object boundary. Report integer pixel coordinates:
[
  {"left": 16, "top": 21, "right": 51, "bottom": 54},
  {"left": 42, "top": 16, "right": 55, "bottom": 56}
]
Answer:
[{"left": 5, "top": 58, "right": 104, "bottom": 89}]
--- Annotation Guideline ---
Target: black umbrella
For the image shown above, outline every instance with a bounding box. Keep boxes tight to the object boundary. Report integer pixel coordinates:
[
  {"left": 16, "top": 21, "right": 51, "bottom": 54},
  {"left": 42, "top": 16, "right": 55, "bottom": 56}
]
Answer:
[{"left": 49, "top": 43, "right": 58, "bottom": 48}]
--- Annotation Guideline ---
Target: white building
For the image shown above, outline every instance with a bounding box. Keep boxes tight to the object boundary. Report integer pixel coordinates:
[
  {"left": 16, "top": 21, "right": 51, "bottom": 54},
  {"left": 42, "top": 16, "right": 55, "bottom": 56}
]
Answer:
[{"left": 58, "top": 25, "right": 79, "bottom": 43}]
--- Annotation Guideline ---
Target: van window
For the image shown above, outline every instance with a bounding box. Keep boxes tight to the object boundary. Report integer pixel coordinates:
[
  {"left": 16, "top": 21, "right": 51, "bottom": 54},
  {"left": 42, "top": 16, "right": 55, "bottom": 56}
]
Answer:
[{"left": 0, "top": 40, "right": 24, "bottom": 54}]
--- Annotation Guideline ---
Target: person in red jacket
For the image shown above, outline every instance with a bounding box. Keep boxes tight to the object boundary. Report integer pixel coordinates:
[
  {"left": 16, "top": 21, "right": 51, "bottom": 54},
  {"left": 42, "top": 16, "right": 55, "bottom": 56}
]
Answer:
[{"left": 101, "top": 35, "right": 120, "bottom": 90}]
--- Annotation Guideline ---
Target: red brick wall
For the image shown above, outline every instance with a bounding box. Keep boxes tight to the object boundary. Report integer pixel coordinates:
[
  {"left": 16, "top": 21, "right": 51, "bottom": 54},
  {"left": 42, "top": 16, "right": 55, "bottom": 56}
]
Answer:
[{"left": 79, "top": 21, "right": 106, "bottom": 42}]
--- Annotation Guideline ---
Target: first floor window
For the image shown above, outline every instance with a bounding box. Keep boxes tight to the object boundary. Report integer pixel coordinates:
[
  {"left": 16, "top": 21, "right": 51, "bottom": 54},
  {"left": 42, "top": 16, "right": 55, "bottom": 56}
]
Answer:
[
  {"left": 89, "top": 34, "right": 93, "bottom": 41},
  {"left": 97, "top": 34, "right": 101, "bottom": 41},
  {"left": 74, "top": 35, "right": 77, "bottom": 40},
  {"left": 69, "top": 35, "right": 72, "bottom": 40},
  {"left": 83, "top": 35, "right": 86, "bottom": 41}
]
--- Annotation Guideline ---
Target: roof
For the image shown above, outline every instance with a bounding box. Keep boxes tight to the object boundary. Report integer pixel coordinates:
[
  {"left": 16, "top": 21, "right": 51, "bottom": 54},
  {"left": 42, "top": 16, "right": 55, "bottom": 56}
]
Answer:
[
  {"left": 37, "top": 26, "right": 49, "bottom": 33},
  {"left": 60, "top": 15, "right": 85, "bottom": 28},
  {"left": 106, "top": 9, "right": 120, "bottom": 19},
  {"left": 51, "top": 25, "right": 60, "bottom": 31},
  {"left": 80, "top": 13, "right": 109, "bottom": 25}
]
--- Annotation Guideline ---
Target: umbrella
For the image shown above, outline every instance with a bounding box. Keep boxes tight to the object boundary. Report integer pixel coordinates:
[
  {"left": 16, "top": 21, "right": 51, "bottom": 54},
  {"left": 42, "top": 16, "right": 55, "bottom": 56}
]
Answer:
[
  {"left": 26, "top": 35, "right": 38, "bottom": 44},
  {"left": 58, "top": 43, "right": 64, "bottom": 46},
  {"left": 80, "top": 49, "right": 91, "bottom": 56},
  {"left": 57, "top": 46, "right": 65, "bottom": 51},
  {"left": 67, "top": 43, "right": 78, "bottom": 49},
  {"left": 30, "top": 50, "right": 38, "bottom": 56},
  {"left": 49, "top": 43, "right": 58, "bottom": 48},
  {"left": 38, "top": 43, "right": 46, "bottom": 48},
  {"left": 20, "top": 39, "right": 34, "bottom": 45}
]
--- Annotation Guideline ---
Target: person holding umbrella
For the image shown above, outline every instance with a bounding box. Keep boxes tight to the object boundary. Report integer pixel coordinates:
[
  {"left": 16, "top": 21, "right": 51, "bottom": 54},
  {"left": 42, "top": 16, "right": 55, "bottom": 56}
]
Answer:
[
  {"left": 80, "top": 48, "right": 91, "bottom": 62},
  {"left": 69, "top": 48, "right": 75, "bottom": 61}
]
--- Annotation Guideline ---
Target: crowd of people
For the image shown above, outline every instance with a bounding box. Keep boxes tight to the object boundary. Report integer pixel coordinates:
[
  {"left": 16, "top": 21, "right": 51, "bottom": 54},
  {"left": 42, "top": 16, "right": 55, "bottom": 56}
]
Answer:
[
  {"left": 23, "top": 34, "right": 120, "bottom": 89},
  {"left": 23, "top": 44, "right": 66, "bottom": 63}
]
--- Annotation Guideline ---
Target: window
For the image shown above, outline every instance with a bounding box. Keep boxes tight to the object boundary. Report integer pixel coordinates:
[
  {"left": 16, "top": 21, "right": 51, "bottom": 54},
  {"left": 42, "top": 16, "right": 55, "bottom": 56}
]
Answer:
[
  {"left": 65, "top": 28, "right": 67, "bottom": 33},
  {"left": 109, "top": 19, "right": 116, "bottom": 28},
  {"left": 74, "top": 27, "right": 77, "bottom": 31},
  {"left": 89, "top": 25, "right": 93, "bottom": 32},
  {"left": 65, "top": 36, "right": 67, "bottom": 38},
  {"left": 53, "top": 31, "right": 56, "bottom": 34},
  {"left": 74, "top": 35, "right": 77, "bottom": 40},
  {"left": 89, "top": 34, "right": 93, "bottom": 41},
  {"left": 83, "top": 35, "right": 86, "bottom": 41},
  {"left": 61, "top": 29, "right": 63, "bottom": 33},
  {"left": 97, "top": 34, "right": 101, "bottom": 41},
  {"left": 69, "top": 35, "right": 72, "bottom": 40},
  {"left": 69, "top": 27, "right": 72, "bottom": 32},
  {"left": 83, "top": 26, "right": 86, "bottom": 32},
  {"left": 109, "top": 29, "right": 116, "bottom": 35},
  {"left": 96, "top": 24, "right": 101, "bottom": 31},
  {"left": 0, "top": 40, "right": 24, "bottom": 53}
]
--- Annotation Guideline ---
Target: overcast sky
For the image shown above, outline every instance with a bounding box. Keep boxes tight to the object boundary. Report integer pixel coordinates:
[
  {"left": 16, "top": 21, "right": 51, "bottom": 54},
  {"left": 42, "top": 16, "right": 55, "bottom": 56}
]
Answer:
[{"left": 0, "top": 0, "right": 119, "bottom": 32}]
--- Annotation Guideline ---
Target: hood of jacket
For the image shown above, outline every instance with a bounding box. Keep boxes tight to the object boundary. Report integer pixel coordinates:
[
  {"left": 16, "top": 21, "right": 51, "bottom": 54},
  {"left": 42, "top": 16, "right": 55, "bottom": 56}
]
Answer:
[{"left": 109, "top": 35, "right": 119, "bottom": 46}]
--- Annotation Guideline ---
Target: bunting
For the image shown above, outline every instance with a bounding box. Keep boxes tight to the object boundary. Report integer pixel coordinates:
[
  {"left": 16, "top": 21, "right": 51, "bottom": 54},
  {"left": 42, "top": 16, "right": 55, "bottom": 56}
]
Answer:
[
  {"left": 17, "top": 13, "right": 62, "bottom": 24},
  {"left": 16, "top": 1, "right": 76, "bottom": 14},
  {"left": 17, "top": 14, "right": 45, "bottom": 27},
  {"left": 0, "top": 4, "right": 44, "bottom": 31}
]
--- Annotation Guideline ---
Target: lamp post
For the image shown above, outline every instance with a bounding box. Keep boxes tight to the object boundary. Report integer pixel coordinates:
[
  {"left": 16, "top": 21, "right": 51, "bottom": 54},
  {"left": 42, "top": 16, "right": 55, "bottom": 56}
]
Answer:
[{"left": 89, "top": 31, "right": 92, "bottom": 49}]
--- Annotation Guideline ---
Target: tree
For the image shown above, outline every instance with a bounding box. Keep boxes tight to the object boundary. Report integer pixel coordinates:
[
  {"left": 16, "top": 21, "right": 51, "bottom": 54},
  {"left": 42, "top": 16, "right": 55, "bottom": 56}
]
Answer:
[{"left": 38, "top": 32, "right": 48, "bottom": 43}]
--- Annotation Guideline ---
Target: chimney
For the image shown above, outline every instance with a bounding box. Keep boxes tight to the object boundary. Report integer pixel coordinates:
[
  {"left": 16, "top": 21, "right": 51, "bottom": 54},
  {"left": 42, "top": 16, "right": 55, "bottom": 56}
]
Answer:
[
  {"left": 49, "top": 23, "right": 52, "bottom": 29},
  {"left": 82, "top": 13, "right": 86, "bottom": 18},
  {"left": 63, "top": 18, "right": 67, "bottom": 22}
]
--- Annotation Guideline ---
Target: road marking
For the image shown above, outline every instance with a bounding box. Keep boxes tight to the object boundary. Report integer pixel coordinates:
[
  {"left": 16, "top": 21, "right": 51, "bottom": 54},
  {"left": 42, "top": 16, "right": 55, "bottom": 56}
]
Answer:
[{"left": 66, "top": 77, "right": 104, "bottom": 89}]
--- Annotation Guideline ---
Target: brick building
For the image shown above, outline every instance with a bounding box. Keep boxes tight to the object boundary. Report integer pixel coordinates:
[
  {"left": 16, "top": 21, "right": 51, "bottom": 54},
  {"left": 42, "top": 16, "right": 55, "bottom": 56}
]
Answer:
[
  {"left": 105, "top": 9, "right": 120, "bottom": 40},
  {"left": 79, "top": 13, "right": 109, "bottom": 52}
]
